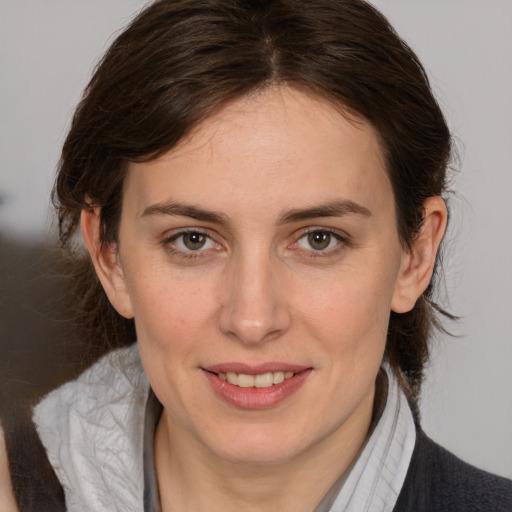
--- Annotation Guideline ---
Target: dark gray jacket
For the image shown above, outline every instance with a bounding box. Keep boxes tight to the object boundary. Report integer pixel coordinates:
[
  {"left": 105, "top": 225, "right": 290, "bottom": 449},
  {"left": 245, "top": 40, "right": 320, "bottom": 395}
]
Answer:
[{"left": 394, "top": 429, "right": 512, "bottom": 512}]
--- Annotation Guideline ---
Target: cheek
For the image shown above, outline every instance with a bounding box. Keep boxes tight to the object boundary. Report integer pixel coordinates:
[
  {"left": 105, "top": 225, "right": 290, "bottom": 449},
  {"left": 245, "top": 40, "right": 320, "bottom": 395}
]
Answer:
[
  {"left": 124, "top": 263, "right": 217, "bottom": 352},
  {"left": 295, "top": 265, "right": 396, "bottom": 356},
  {"left": 128, "top": 274, "right": 216, "bottom": 409}
]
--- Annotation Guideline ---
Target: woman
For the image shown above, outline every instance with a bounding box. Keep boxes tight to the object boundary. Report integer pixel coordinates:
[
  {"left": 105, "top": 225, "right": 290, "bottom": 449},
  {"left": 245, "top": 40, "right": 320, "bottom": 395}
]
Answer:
[{"left": 1, "top": 0, "right": 511, "bottom": 510}]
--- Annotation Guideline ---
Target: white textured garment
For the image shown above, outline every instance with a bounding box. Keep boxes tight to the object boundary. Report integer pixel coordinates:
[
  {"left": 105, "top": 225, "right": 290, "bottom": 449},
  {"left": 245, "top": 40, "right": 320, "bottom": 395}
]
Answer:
[
  {"left": 33, "top": 344, "right": 416, "bottom": 512},
  {"left": 324, "top": 363, "right": 416, "bottom": 512},
  {"left": 33, "top": 344, "right": 150, "bottom": 512}
]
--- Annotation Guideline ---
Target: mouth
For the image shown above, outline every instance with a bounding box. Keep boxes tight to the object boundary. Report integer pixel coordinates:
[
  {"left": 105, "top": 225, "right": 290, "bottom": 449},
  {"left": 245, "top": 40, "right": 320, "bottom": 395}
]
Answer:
[
  {"left": 202, "top": 365, "right": 312, "bottom": 409},
  {"left": 217, "top": 370, "right": 296, "bottom": 388}
]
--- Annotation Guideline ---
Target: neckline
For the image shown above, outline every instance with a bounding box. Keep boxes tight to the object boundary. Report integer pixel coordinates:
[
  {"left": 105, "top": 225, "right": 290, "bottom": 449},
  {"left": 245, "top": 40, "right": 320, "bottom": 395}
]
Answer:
[{"left": 141, "top": 367, "right": 412, "bottom": 512}]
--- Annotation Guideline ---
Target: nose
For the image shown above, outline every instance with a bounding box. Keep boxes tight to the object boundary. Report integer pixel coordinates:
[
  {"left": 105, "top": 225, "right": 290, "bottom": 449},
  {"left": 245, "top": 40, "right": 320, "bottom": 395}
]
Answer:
[{"left": 218, "top": 252, "right": 292, "bottom": 345}]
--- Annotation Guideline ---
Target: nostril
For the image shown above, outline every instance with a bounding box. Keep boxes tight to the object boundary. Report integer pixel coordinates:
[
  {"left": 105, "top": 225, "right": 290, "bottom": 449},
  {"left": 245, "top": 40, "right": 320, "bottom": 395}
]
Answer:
[{"left": 217, "top": 274, "right": 292, "bottom": 344}]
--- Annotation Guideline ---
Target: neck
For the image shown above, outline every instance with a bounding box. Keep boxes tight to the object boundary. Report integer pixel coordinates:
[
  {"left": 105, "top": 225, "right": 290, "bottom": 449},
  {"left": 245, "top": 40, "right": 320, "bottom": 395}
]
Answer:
[{"left": 154, "top": 387, "right": 375, "bottom": 512}]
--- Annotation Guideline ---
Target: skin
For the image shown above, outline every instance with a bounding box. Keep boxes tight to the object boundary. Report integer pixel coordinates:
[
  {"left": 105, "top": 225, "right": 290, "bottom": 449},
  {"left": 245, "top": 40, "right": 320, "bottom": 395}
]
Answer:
[
  {"left": 83, "top": 86, "right": 447, "bottom": 511},
  {"left": 0, "top": 425, "right": 18, "bottom": 511}
]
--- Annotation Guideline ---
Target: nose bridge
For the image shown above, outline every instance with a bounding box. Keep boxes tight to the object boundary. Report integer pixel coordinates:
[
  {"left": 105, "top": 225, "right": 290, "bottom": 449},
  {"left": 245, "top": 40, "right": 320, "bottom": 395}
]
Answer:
[{"left": 218, "top": 246, "right": 290, "bottom": 344}]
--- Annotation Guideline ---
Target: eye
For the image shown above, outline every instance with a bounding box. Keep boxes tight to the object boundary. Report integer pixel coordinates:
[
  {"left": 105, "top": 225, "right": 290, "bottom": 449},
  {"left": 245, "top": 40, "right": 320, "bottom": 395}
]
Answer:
[
  {"left": 169, "top": 231, "right": 218, "bottom": 252},
  {"left": 296, "top": 230, "right": 343, "bottom": 252}
]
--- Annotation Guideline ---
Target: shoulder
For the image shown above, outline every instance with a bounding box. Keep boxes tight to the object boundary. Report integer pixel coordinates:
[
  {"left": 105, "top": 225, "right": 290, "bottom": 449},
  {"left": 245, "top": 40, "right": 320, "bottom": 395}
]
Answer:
[
  {"left": 1, "top": 408, "right": 66, "bottom": 512},
  {"left": 33, "top": 343, "right": 146, "bottom": 428},
  {"left": 31, "top": 344, "right": 150, "bottom": 510},
  {"left": 395, "top": 428, "right": 512, "bottom": 512},
  {"left": 33, "top": 342, "right": 148, "bottom": 461},
  {"left": 0, "top": 422, "right": 19, "bottom": 512}
]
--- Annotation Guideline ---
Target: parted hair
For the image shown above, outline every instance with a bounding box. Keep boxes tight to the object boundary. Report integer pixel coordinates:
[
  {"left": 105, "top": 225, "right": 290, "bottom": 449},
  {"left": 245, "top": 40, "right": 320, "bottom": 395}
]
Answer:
[{"left": 53, "top": 0, "right": 454, "bottom": 408}]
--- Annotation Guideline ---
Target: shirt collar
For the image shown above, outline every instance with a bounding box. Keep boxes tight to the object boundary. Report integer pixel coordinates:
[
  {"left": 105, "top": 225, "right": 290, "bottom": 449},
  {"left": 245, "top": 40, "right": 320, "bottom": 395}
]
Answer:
[{"left": 314, "top": 365, "right": 416, "bottom": 512}]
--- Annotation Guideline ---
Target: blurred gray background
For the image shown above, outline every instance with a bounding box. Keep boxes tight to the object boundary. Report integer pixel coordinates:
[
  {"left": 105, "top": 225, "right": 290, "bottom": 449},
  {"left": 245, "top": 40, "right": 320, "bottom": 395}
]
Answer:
[{"left": 1, "top": 0, "right": 511, "bottom": 478}]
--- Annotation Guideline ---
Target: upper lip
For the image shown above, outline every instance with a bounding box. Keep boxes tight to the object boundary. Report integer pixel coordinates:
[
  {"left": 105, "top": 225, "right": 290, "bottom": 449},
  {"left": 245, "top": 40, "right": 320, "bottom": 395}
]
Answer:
[{"left": 204, "top": 362, "right": 311, "bottom": 375}]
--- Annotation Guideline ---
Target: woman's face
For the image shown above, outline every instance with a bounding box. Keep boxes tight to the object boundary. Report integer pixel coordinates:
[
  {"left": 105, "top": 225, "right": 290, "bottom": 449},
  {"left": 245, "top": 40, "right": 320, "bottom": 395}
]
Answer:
[{"left": 112, "top": 87, "right": 410, "bottom": 465}]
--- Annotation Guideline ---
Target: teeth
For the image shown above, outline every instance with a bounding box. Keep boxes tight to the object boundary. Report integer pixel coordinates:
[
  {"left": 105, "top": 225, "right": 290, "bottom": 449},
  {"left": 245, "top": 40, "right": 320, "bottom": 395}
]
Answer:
[
  {"left": 218, "top": 370, "right": 296, "bottom": 388},
  {"left": 273, "top": 371, "right": 284, "bottom": 384},
  {"left": 237, "top": 374, "right": 255, "bottom": 388},
  {"left": 226, "top": 372, "right": 238, "bottom": 385},
  {"left": 254, "top": 372, "right": 274, "bottom": 388}
]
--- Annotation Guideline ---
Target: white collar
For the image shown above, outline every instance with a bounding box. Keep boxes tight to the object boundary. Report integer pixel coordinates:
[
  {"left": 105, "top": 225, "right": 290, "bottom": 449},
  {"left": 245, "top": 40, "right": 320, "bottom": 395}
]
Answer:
[
  {"left": 33, "top": 344, "right": 149, "bottom": 512},
  {"left": 323, "top": 366, "right": 416, "bottom": 512}
]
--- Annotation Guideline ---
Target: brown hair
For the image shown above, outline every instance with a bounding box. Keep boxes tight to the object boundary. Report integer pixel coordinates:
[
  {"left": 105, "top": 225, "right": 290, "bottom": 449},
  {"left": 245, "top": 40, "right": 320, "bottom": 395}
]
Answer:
[{"left": 53, "top": 0, "right": 454, "bottom": 407}]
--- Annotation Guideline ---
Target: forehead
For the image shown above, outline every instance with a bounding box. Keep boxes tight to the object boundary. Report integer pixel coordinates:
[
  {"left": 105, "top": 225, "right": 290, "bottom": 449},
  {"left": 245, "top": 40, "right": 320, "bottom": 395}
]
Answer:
[{"left": 123, "top": 86, "right": 392, "bottom": 218}]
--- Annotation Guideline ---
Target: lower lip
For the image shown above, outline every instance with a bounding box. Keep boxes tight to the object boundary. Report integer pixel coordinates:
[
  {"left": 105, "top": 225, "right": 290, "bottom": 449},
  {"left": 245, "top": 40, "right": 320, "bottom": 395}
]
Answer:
[{"left": 203, "top": 369, "right": 312, "bottom": 410}]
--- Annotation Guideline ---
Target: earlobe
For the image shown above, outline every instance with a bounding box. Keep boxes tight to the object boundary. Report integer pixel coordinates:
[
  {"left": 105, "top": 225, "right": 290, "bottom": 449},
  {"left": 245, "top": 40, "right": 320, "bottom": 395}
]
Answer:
[
  {"left": 391, "top": 197, "right": 448, "bottom": 314},
  {"left": 81, "top": 207, "right": 134, "bottom": 319}
]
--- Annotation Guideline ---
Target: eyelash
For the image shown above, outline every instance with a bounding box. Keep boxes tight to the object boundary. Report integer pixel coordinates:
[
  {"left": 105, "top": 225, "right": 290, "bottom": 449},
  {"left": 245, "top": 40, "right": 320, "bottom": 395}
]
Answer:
[
  {"left": 161, "top": 227, "right": 349, "bottom": 261},
  {"left": 293, "top": 228, "right": 349, "bottom": 258},
  {"left": 162, "top": 229, "right": 221, "bottom": 261}
]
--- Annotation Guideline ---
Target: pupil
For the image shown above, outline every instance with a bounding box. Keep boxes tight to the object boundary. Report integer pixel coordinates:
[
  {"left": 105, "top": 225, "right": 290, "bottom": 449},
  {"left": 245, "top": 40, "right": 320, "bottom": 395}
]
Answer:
[
  {"left": 184, "top": 233, "right": 206, "bottom": 250},
  {"left": 308, "top": 232, "right": 330, "bottom": 250}
]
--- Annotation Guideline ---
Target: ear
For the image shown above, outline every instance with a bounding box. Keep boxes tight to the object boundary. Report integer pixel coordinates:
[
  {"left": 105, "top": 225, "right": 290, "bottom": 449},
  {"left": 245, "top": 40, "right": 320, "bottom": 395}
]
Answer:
[
  {"left": 391, "top": 196, "right": 448, "bottom": 314},
  {"left": 81, "top": 206, "right": 134, "bottom": 319}
]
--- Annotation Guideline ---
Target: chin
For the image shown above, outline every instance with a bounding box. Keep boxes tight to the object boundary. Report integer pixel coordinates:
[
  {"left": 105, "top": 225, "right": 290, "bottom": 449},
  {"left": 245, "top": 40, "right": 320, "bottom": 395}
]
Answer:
[
  {"left": 198, "top": 423, "right": 318, "bottom": 467},
  {"left": 213, "top": 443, "right": 301, "bottom": 466}
]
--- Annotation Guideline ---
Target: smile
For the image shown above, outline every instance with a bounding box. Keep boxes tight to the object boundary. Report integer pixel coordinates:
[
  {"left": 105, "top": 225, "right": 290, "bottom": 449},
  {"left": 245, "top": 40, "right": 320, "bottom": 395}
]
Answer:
[
  {"left": 218, "top": 371, "right": 295, "bottom": 388},
  {"left": 203, "top": 366, "right": 312, "bottom": 409}
]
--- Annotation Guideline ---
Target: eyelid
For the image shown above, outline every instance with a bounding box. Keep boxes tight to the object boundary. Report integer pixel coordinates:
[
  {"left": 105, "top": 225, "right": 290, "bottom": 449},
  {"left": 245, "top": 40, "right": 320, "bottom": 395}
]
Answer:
[
  {"left": 163, "top": 226, "right": 216, "bottom": 240},
  {"left": 296, "top": 226, "right": 349, "bottom": 240},
  {"left": 174, "top": 233, "right": 216, "bottom": 251},
  {"left": 162, "top": 228, "right": 223, "bottom": 256},
  {"left": 290, "top": 226, "right": 350, "bottom": 254}
]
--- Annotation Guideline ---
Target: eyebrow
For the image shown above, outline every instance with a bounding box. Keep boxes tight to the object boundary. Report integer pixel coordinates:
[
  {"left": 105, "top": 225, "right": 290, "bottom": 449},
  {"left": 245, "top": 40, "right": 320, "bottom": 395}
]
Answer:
[
  {"left": 141, "top": 201, "right": 228, "bottom": 224},
  {"left": 277, "top": 199, "right": 372, "bottom": 224},
  {"left": 141, "top": 198, "right": 371, "bottom": 225}
]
